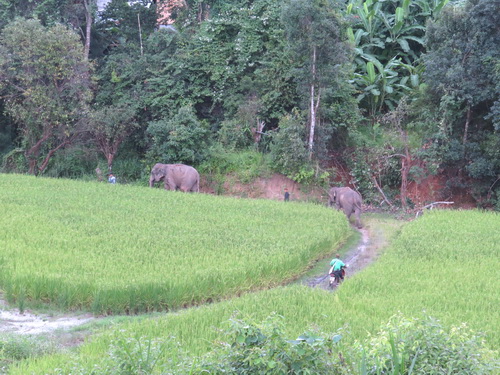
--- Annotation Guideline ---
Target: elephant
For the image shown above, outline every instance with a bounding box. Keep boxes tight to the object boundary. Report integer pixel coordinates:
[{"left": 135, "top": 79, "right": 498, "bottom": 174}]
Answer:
[
  {"left": 149, "top": 163, "right": 200, "bottom": 192},
  {"left": 328, "top": 186, "right": 363, "bottom": 228}
]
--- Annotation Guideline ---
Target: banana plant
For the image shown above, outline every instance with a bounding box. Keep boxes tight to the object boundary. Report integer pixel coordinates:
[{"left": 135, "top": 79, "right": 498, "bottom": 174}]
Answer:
[
  {"left": 351, "top": 56, "right": 413, "bottom": 119},
  {"left": 346, "top": 0, "right": 450, "bottom": 119}
]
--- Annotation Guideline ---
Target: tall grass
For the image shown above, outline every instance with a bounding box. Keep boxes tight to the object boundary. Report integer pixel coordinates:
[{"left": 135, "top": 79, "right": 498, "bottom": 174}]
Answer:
[
  {"left": 0, "top": 174, "right": 350, "bottom": 313},
  {"left": 10, "top": 210, "right": 499, "bottom": 374}
]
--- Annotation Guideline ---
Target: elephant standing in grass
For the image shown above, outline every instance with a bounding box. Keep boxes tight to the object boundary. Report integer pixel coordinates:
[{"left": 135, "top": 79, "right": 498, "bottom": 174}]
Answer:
[
  {"left": 149, "top": 163, "right": 200, "bottom": 192},
  {"left": 328, "top": 187, "right": 363, "bottom": 228}
]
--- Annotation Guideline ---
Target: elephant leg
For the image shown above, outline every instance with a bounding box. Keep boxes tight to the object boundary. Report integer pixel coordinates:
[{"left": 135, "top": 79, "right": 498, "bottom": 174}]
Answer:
[
  {"left": 343, "top": 207, "right": 352, "bottom": 222},
  {"left": 354, "top": 208, "right": 362, "bottom": 228}
]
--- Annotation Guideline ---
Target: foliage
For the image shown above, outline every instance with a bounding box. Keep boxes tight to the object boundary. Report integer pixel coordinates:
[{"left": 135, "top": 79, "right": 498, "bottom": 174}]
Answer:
[
  {"left": 95, "top": 335, "right": 175, "bottom": 375},
  {"left": 217, "top": 117, "right": 255, "bottom": 150},
  {"left": 282, "top": 0, "right": 350, "bottom": 155},
  {"left": 94, "top": 0, "right": 158, "bottom": 56},
  {"left": 0, "top": 100, "right": 14, "bottom": 157},
  {"left": 199, "top": 147, "right": 272, "bottom": 185},
  {"left": 88, "top": 101, "right": 140, "bottom": 172},
  {"left": 188, "top": 314, "right": 348, "bottom": 374},
  {"left": 0, "top": 174, "right": 349, "bottom": 315},
  {"left": 217, "top": 95, "right": 261, "bottom": 150},
  {"left": 269, "top": 111, "right": 310, "bottom": 179},
  {"left": 421, "top": 0, "right": 500, "bottom": 206},
  {"left": 344, "top": 122, "right": 407, "bottom": 205},
  {"left": 0, "top": 334, "right": 54, "bottom": 374},
  {"left": 346, "top": 0, "right": 450, "bottom": 118},
  {"left": 357, "top": 313, "right": 499, "bottom": 375},
  {"left": 0, "top": 18, "right": 93, "bottom": 175},
  {"left": 141, "top": 0, "right": 296, "bottom": 131},
  {"left": 146, "top": 105, "right": 211, "bottom": 165},
  {"left": 43, "top": 145, "right": 99, "bottom": 179},
  {"left": 0, "top": 0, "right": 73, "bottom": 31}
]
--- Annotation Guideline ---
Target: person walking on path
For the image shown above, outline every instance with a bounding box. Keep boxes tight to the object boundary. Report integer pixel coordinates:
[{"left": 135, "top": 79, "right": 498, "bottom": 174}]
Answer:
[{"left": 329, "top": 254, "right": 347, "bottom": 287}]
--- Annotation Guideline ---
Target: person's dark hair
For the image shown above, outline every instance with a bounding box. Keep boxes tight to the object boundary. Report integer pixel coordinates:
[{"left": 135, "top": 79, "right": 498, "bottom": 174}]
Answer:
[{"left": 336, "top": 254, "right": 340, "bottom": 258}]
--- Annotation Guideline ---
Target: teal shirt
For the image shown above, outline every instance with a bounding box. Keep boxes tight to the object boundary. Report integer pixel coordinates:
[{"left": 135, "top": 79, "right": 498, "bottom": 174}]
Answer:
[{"left": 330, "top": 258, "right": 345, "bottom": 271}]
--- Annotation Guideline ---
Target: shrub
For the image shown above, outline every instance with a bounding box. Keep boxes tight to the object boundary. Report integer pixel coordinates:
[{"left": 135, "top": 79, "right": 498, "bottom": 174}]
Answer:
[
  {"left": 356, "top": 313, "right": 499, "bottom": 375},
  {"left": 269, "top": 111, "right": 310, "bottom": 178},
  {"left": 0, "top": 334, "right": 54, "bottom": 374},
  {"left": 146, "top": 105, "right": 211, "bottom": 165},
  {"left": 185, "top": 314, "right": 350, "bottom": 375}
]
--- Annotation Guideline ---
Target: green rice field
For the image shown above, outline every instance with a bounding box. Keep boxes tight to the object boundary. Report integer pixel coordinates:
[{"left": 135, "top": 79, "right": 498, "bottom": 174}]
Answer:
[
  {"left": 0, "top": 174, "right": 350, "bottom": 314},
  {"left": 9, "top": 207, "right": 500, "bottom": 374}
]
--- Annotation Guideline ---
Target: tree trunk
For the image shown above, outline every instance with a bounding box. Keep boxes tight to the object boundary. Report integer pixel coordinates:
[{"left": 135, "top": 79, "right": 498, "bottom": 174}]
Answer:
[
  {"left": 463, "top": 106, "right": 471, "bottom": 145},
  {"left": 38, "top": 138, "right": 72, "bottom": 174},
  {"left": 400, "top": 153, "right": 409, "bottom": 210},
  {"left": 25, "top": 127, "right": 52, "bottom": 175},
  {"left": 107, "top": 153, "right": 114, "bottom": 173},
  {"left": 308, "top": 45, "right": 317, "bottom": 159},
  {"left": 400, "top": 131, "right": 411, "bottom": 210},
  {"left": 83, "top": 0, "right": 92, "bottom": 60},
  {"left": 137, "top": 13, "right": 143, "bottom": 57}
]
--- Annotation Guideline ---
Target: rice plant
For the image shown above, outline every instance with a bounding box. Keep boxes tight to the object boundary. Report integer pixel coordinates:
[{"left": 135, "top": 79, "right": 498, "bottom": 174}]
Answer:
[
  {"left": 0, "top": 174, "right": 350, "bottom": 314},
  {"left": 10, "top": 210, "right": 499, "bottom": 374}
]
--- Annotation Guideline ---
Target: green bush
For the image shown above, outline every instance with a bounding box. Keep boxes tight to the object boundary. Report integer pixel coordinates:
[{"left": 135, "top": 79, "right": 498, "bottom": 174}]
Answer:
[
  {"left": 269, "top": 111, "right": 310, "bottom": 178},
  {"left": 217, "top": 118, "right": 254, "bottom": 150},
  {"left": 0, "top": 334, "right": 54, "bottom": 374},
  {"left": 356, "top": 313, "right": 499, "bottom": 375},
  {"left": 146, "top": 105, "right": 211, "bottom": 165},
  {"left": 189, "top": 314, "right": 348, "bottom": 374},
  {"left": 200, "top": 146, "right": 272, "bottom": 184}
]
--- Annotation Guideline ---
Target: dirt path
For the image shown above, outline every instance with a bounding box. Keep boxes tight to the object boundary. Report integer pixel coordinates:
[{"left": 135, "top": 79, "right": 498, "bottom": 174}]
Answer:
[
  {"left": 0, "top": 298, "right": 94, "bottom": 335},
  {"left": 303, "top": 214, "right": 400, "bottom": 290}
]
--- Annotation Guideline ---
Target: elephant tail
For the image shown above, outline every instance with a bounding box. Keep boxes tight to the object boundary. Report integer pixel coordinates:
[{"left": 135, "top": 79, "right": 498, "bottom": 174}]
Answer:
[
  {"left": 194, "top": 177, "right": 200, "bottom": 192},
  {"left": 353, "top": 199, "right": 362, "bottom": 211}
]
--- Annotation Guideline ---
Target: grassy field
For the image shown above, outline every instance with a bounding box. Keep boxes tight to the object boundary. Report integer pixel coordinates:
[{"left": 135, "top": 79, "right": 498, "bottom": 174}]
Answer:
[
  {"left": 9, "top": 210, "right": 499, "bottom": 374},
  {"left": 0, "top": 174, "right": 350, "bottom": 314}
]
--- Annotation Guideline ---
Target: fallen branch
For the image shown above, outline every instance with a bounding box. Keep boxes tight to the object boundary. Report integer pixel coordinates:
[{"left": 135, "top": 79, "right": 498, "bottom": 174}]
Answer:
[
  {"left": 421, "top": 201, "right": 455, "bottom": 210},
  {"left": 416, "top": 201, "right": 454, "bottom": 218},
  {"left": 371, "top": 176, "right": 394, "bottom": 208}
]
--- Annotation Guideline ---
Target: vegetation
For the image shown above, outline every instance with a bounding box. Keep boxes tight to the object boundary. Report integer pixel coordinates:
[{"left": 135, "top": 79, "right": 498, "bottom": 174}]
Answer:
[
  {"left": 0, "top": 0, "right": 497, "bottom": 209},
  {"left": 8, "top": 210, "right": 499, "bottom": 374},
  {"left": 0, "top": 334, "right": 55, "bottom": 374},
  {"left": 0, "top": 0, "right": 498, "bottom": 372},
  {"left": 0, "top": 174, "right": 350, "bottom": 314}
]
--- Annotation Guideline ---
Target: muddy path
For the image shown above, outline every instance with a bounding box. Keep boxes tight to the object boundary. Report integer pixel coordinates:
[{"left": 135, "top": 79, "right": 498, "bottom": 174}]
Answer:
[
  {"left": 0, "top": 214, "right": 403, "bottom": 337},
  {"left": 301, "top": 214, "right": 402, "bottom": 290},
  {"left": 0, "top": 297, "right": 94, "bottom": 336}
]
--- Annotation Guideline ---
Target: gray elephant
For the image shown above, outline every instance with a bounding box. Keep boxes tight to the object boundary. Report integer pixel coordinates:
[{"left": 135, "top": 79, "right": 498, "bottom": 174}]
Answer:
[
  {"left": 149, "top": 163, "right": 200, "bottom": 192},
  {"left": 328, "top": 186, "right": 363, "bottom": 228}
]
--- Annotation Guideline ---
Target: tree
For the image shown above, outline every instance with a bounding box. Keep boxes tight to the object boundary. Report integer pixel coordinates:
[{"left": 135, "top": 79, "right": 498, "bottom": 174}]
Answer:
[
  {"left": 88, "top": 102, "right": 139, "bottom": 173},
  {"left": 282, "top": 0, "right": 349, "bottom": 158},
  {"left": 269, "top": 110, "right": 310, "bottom": 179},
  {"left": 422, "top": 0, "right": 500, "bottom": 205},
  {"left": 146, "top": 105, "right": 210, "bottom": 165},
  {"left": 0, "top": 18, "right": 93, "bottom": 175}
]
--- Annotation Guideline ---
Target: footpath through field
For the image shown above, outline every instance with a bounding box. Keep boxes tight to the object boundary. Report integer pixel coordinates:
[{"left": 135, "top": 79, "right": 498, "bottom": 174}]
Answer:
[{"left": 299, "top": 213, "right": 405, "bottom": 290}]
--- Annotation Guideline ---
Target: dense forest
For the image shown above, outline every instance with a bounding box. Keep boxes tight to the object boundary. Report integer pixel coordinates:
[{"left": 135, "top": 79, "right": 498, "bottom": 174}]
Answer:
[{"left": 0, "top": 0, "right": 498, "bottom": 209}]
